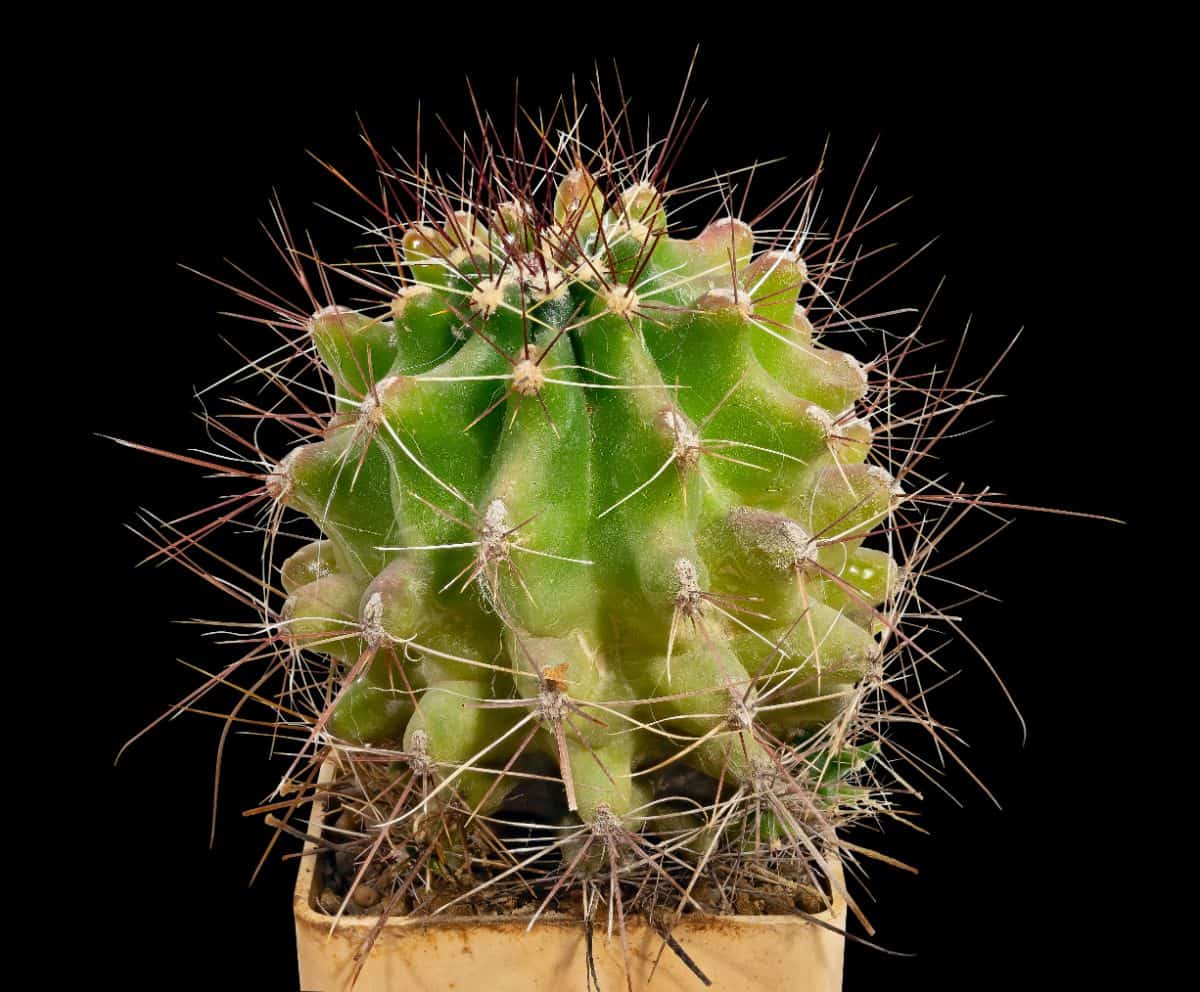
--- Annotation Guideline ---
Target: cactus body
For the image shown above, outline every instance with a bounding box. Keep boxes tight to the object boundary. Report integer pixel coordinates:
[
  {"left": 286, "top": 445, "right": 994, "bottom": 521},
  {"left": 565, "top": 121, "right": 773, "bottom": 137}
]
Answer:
[{"left": 274, "top": 170, "right": 897, "bottom": 845}]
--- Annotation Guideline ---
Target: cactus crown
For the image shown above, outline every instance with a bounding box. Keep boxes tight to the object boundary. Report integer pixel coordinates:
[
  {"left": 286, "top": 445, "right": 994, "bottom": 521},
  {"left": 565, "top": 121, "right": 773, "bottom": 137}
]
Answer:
[{"left": 117, "top": 74, "right": 1022, "bottom": 975}]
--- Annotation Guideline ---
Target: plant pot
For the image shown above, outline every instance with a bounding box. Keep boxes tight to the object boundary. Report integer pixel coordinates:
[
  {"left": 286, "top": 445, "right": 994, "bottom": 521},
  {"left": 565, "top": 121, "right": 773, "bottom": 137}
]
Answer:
[{"left": 294, "top": 790, "right": 847, "bottom": 991}]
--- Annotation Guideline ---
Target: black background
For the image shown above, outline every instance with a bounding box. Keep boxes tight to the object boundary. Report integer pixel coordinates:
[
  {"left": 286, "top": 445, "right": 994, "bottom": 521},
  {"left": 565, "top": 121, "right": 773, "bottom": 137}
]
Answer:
[{"left": 64, "top": 25, "right": 1162, "bottom": 992}]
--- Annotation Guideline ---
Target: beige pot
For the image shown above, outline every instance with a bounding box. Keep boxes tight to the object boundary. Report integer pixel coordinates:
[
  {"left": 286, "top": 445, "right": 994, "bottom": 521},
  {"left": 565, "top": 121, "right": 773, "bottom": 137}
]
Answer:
[{"left": 294, "top": 794, "right": 847, "bottom": 992}]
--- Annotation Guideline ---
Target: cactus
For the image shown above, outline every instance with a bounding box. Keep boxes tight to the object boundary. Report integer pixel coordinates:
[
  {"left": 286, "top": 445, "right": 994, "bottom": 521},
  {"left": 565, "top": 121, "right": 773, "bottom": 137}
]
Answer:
[
  {"left": 274, "top": 172, "right": 897, "bottom": 833},
  {"left": 112, "top": 72, "right": 1046, "bottom": 982}
]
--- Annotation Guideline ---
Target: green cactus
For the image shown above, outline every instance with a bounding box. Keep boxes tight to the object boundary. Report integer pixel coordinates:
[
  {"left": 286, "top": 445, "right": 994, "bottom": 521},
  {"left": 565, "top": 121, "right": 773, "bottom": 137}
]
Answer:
[{"left": 265, "top": 157, "right": 902, "bottom": 848}]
